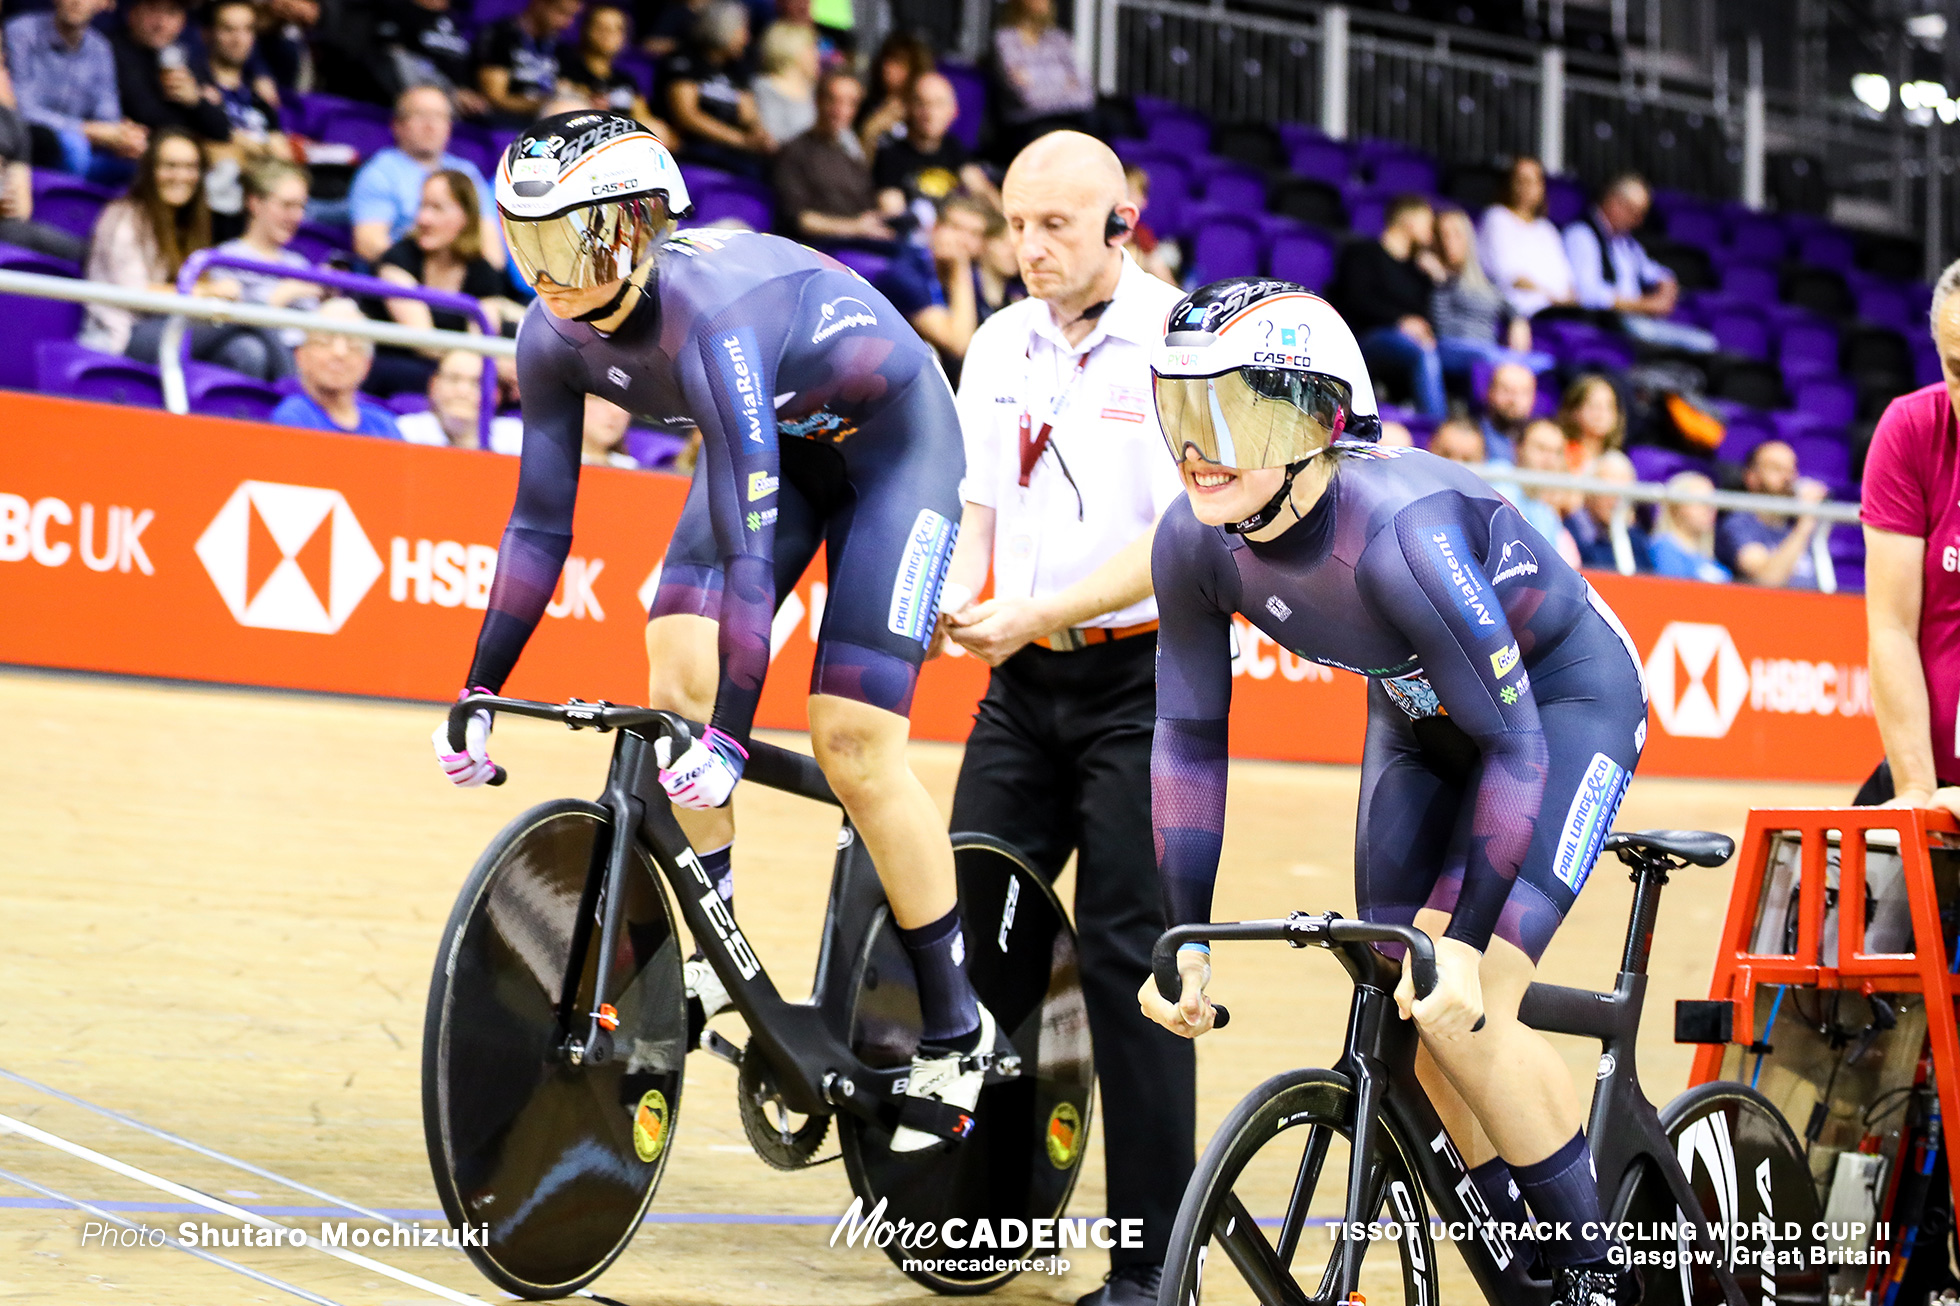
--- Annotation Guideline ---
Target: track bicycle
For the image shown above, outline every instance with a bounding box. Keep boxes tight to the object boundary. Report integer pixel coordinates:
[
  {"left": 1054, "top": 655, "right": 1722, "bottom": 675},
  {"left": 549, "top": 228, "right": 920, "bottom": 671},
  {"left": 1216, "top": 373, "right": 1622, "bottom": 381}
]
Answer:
[
  {"left": 421, "top": 693, "right": 1094, "bottom": 1299},
  {"left": 1152, "top": 829, "right": 1828, "bottom": 1305}
]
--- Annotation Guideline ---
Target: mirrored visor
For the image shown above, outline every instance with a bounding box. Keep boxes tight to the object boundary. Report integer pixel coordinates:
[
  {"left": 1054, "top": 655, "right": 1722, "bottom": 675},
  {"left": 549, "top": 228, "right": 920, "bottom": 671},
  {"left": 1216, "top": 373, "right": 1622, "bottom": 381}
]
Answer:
[
  {"left": 1152, "top": 367, "right": 1354, "bottom": 469},
  {"left": 501, "top": 195, "right": 667, "bottom": 290}
]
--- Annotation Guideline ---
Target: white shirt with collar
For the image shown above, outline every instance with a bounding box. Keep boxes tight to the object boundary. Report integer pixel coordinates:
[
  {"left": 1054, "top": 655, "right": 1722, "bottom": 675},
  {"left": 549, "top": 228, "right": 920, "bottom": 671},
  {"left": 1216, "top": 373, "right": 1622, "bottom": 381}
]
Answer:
[{"left": 955, "top": 251, "right": 1186, "bottom": 628}]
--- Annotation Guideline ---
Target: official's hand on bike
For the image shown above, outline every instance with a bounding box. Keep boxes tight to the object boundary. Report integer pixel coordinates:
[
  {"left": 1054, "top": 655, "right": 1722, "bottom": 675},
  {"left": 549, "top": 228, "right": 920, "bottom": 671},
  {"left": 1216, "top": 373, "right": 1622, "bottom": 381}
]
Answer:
[
  {"left": 655, "top": 727, "right": 747, "bottom": 809},
  {"left": 433, "top": 696, "right": 497, "bottom": 787},
  {"left": 1137, "top": 946, "right": 1218, "bottom": 1039},
  {"left": 1883, "top": 785, "right": 1960, "bottom": 820},
  {"left": 1395, "top": 936, "right": 1485, "bottom": 1040}
]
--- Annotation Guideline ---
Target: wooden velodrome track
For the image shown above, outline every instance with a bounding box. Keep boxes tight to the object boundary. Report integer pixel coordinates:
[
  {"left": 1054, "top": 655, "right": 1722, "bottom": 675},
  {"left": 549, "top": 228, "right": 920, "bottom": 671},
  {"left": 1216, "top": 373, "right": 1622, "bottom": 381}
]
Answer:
[{"left": 0, "top": 665, "right": 1847, "bottom": 1305}]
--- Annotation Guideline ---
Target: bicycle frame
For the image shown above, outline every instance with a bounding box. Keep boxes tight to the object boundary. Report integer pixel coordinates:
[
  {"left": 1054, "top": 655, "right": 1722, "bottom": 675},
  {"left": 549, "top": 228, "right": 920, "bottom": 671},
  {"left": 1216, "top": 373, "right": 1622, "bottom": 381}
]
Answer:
[
  {"left": 451, "top": 695, "right": 906, "bottom": 1127},
  {"left": 1159, "top": 857, "right": 1751, "bottom": 1306}
]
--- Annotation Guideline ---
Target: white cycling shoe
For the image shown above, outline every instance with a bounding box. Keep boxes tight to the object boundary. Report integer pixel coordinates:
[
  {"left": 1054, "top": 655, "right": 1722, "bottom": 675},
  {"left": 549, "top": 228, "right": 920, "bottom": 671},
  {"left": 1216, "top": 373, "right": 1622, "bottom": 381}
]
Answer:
[
  {"left": 890, "top": 1003, "right": 997, "bottom": 1154},
  {"left": 684, "top": 955, "right": 732, "bottom": 1049}
]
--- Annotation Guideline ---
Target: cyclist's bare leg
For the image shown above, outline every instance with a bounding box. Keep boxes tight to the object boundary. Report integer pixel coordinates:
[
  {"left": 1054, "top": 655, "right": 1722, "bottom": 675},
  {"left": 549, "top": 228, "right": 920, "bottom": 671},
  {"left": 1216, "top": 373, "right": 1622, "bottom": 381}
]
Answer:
[
  {"left": 1408, "top": 907, "right": 1583, "bottom": 1169},
  {"left": 1413, "top": 1040, "right": 1496, "bottom": 1166},
  {"left": 805, "top": 693, "right": 956, "bottom": 928},
  {"left": 644, "top": 614, "right": 733, "bottom": 851}
]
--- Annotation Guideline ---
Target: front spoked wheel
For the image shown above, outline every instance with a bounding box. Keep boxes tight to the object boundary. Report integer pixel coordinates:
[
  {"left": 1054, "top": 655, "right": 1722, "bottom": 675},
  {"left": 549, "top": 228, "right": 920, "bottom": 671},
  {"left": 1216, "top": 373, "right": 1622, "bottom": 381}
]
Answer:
[
  {"left": 1164, "top": 1069, "right": 1438, "bottom": 1306},
  {"left": 422, "top": 799, "right": 688, "bottom": 1300},
  {"left": 839, "top": 835, "right": 1095, "bottom": 1294}
]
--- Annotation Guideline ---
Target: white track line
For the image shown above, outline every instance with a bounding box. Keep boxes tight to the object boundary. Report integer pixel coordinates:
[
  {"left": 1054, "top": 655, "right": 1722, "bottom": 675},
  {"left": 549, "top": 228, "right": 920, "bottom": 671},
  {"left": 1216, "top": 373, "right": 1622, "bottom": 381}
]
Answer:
[
  {"left": 0, "top": 1164, "right": 348, "bottom": 1306},
  {"left": 0, "top": 1112, "right": 482, "bottom": 1305},
  {"left": 0, "top": 1066, "right": 400, "bottom": 1223}
]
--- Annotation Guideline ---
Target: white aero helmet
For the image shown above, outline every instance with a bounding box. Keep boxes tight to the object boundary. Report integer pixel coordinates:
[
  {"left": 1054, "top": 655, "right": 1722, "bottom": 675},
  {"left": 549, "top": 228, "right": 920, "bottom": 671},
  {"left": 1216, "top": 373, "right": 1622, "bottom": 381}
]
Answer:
[
  {"left": 495, "top": 110, "right": 692, "bottom": 295},
  {"left": 1152, "top": 278, "right": 1380, "bottom": 471}
]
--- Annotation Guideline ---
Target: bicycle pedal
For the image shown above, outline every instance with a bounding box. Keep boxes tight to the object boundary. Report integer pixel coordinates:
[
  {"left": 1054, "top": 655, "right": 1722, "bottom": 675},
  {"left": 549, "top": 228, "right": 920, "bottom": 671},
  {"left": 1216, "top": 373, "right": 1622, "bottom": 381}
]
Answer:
[{"left": 700, "top": 1029, "right": 742, "bottom": 1067}]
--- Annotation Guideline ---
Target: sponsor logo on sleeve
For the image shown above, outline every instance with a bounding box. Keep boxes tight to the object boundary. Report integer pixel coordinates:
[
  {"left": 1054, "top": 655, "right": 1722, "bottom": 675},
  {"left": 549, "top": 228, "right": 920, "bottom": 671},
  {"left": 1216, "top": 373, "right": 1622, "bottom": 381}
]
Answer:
[
  {"left": 715, "top": 329, "right": 767, "bottom": 446},
  {"left": 745, "top": 507, "right": 777, "bottom": 532},
  {"left": 811, "top": 296, "right": 878, "bottom": 343},
  {"left": 747, "top": 470, "right": 778, "bottom": 501},
  {"left": 1551, "top": 752, "right": 1632, "bottom": 893},
  {"left": 1265, "top": 594, "right": 1292, "bottom": 622},
  {"left": 606, "top": 365, "right": 630, "bottom": 389},
  {"left": 1492, "top": 539, "right": 1539, "bottom": 584},
  {"left": 1490, "top": 642, "right": 1520, "bottom": 677},
  {"left": 888, "top": 509, "right": 957, "bottom": 647},
  {"left": 1429, "top": 528, "right": 1496, "bottom": 628}
]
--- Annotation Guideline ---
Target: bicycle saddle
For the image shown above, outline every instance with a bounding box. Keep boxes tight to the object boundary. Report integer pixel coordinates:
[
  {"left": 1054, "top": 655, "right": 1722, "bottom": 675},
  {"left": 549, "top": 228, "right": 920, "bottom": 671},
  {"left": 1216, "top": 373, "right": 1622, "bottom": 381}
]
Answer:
[{"left": 1605, "top": 829, "right": 1735, "bottom": 868}]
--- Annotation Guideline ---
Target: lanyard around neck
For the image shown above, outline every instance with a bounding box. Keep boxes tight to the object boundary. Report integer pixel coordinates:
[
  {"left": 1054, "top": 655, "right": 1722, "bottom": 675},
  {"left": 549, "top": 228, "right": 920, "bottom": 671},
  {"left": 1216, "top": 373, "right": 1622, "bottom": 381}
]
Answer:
[{"left": 1017, "top": 349, "right": 1092, "bottom": 488}]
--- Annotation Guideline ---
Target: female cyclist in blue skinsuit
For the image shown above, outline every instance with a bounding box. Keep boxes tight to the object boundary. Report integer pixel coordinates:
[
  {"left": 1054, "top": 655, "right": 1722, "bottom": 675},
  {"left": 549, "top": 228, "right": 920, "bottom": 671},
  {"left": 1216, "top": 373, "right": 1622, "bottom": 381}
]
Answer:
[
  {"left": 1136, "top": 278, "right": 1647, "bottom": 1306},
  {"left": 430, "top": 110, "right": 990, "bottom": 1151}
]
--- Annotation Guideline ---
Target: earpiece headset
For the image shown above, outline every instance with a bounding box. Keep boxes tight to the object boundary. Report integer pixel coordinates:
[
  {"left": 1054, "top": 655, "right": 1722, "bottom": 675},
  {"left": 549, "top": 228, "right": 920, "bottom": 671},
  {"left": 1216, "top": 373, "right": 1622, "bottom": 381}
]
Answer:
[{"left": 1104, "top": 208, "right": 1132, "bottom": 245}]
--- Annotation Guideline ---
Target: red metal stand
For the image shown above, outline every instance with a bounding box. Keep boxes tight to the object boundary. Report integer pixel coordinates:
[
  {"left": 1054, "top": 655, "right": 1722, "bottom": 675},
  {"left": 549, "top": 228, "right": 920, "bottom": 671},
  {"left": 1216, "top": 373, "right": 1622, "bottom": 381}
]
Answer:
[{"left": 1688, "top": 807, "right": 1960, "bottom": 1177}]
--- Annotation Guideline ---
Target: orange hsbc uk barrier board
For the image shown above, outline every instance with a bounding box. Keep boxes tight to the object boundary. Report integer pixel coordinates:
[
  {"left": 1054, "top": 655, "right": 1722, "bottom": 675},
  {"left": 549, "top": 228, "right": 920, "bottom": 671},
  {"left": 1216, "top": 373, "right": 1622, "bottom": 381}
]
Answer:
[{"left": 0, "top": 394, "right": 1878, "bottom": 782}]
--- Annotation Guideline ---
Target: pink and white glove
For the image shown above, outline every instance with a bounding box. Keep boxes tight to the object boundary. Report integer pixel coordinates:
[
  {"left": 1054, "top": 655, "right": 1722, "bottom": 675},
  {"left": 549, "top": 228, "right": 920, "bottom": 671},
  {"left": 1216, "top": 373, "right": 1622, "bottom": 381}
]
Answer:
[
  {"left": 432, "top": 691, "right": 497, "bottom": 787},
  {"left": 654, "top": 727, "right": 748, "bottom": 810}
]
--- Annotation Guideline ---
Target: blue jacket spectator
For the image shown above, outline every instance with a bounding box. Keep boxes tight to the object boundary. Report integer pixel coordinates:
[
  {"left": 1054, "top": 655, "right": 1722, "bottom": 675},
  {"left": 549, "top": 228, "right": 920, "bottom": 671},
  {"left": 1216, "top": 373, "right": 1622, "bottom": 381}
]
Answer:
[
  {"left": 6, "top": 1, "right": 146, "bottom": 182},
  {"left": 1716, "top": 438, "right": 1825, "bottom": 589},
  {"left": 1648, "top": 471, "right": 1732, "bottom": 582},
  {"left": 348, "top": 85, "right": 500, "bottom": 268},
  {"left": 271, "top": 297, "right": 403, "bottom": 439}
]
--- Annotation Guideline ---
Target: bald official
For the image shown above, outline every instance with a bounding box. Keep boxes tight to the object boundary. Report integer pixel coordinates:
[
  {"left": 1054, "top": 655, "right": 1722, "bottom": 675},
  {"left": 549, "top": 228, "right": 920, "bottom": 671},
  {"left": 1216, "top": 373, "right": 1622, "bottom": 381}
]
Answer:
[{"left": 937, "top": 129, "right": 1193, "bottom": 1306}]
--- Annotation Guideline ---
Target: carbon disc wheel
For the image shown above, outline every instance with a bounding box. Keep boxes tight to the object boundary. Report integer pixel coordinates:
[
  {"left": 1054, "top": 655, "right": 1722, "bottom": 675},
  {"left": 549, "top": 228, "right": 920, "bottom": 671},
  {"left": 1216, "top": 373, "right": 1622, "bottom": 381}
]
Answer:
[
  {"left": 1163, "top": 1068, "right": 1438, "bottom": 1306},
  {"left": 1614, "top": 1081, "right": 1826, "bottom": 1305},
  {"left": 422, "top": 799, "right": 687, "bottom": 1300},
  {"left": 838, "top": 836, "right": 1094, "bottom": 1294}
]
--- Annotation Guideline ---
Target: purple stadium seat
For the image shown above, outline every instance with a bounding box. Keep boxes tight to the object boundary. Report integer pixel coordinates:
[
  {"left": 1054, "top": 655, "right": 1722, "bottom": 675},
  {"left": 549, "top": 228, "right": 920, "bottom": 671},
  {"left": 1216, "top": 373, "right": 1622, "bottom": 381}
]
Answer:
[
  {"left": 30, "top": 173, "right": 114, "bottom": 241},
  {"left": 831, "top": 248, "right": 890, "bottom": 281},
  {"left": 1830, "top": 529, "right": 1866, "bottom": 568},
  {"left": 472, "top": 0, "right": 528, "bottom": 21},
  {"left": 386, "top": 393, "right": 430, "bottom": 415},
  {"left": 34, "top": 341, "right": 162, "bottom": 408},
  {"left": 1776, "top": 319, "right": 1838, "bottom": 381},
  {"left": 939, "top": 63, "right": 987, "bottom": 153},
  {"left": 1372, "top": 154, "right": 1438, "bottom": 194},
  {"left": 1139, "top": 176, "right": 1186, "bottom": 240},
  {"left": 1914, "top": 337, "right": 1943, "bottom": 388},
  {"left": 1288, "top": 140, "right": 1351, "bottom": 185},
  {"left": 316, "top": 104, "right": 395, "bottom": 159},
  {"left": 1628, "top": 446, "right": 1697, "bottom": 483},
  {"left": 1275, "top": 123, "right": 1325, "bottom": 153},
  {"left": 1786, "top": 431, "right": 1850, "bottom": 483},
  {"left": 1705, "top": 305, "right": 1770, "bottom": 359},
  {"left": 1544, "top": 175, "right": 1586, "bottom": 227},
  {"left": 0, "top": 246, "right": 81, "bottom": 389},
  {"left": 1856, "top": 282, "right": 1914, "bottom": 332},
  {"left": 1146, "top": 114, "right": 1211, "bottom": 155},
  {"left": 1132, "top": 95, "right": 1182, "bottom": 127},
  {"left": 1402, "top": 414, "right": 1439, "bottom": 446},
  {"left": 688, "top": 184, "right": 771, "bottom": 231},
  {"left": 1201, "top": 168, "right": 1266, "bottom": 211},
  {"left": 288, "top": 92, "right": 366, "bottom": 139},
  {"left": 1719, "top": 263, "right": 1779, "bottom": 303},
  {"left": 625, "top": 427, "right": 688, "bottom": 468},
  {"left": 614, "top": 50, "right": 657, "bottom": 98},
  {"left": 1666, "top": 207, "right": 1723, "bottom": 251},
  {"left": 1267, "top": 229, "right": 1336, "bottom": 292},
  {"left": 1725, "top": 214, "right": 1787, "bottom": 264},
  {"left": 1716, "top": 411, "right": 1774, "bottom": 463},
  {"left": 679, "top": 164, "right": 737, "bottom": 198},
  {"left": 1346, "top": 194, "right": 1388, "bottom": 239},
  {"left": 447, "top": 134, "right": 497, "bottom": 179},
  {"left": 1792, "top": 376, "right": 1857, "bottom": 426},
  {"left": 1187, "top": 214, "right": 1263, "bottom": 285},
  {"left": 288, "top": 220, "right": 350, "bottom": 264},
  {"left": 1797, "top": 228, "right": 1856, "bottom": 271},
  {"left": 1568, "top": 339, "right": 1636, "bottom": 372},
  {"left": 186, "top": 363, "right": 283, "bottom": 422},
  {"left": 1534, "top": 317, "right": 1608, "bottom": 355}
]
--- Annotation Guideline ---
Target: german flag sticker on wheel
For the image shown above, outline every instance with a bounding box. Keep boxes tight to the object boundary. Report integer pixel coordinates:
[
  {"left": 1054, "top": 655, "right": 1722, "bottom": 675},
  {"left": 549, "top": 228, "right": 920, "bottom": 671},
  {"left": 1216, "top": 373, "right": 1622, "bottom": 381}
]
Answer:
[
  {"left": 1045, "top": 1102, "right": 1081, "bottom": 1169},
  {"left": 633, "top": 1090, "right": 669, "bottom": 1163}
]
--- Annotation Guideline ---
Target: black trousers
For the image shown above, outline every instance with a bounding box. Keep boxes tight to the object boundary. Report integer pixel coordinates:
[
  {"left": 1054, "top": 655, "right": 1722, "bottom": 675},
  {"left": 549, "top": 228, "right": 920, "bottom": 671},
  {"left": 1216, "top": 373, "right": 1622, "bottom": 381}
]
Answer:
[{"left": 950, "top": 633, "right": 1196, "bottom": 1268}]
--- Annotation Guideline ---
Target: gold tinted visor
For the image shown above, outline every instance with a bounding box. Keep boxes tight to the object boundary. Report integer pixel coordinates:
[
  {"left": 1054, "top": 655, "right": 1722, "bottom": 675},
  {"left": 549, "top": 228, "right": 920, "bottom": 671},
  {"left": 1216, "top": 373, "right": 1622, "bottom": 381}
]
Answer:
[
  {"left": 1153, "top": 368, "right": 1354, "bottom": 469},
  {"left": 502, "top": 195, "right": 668, "bottom": 290}
]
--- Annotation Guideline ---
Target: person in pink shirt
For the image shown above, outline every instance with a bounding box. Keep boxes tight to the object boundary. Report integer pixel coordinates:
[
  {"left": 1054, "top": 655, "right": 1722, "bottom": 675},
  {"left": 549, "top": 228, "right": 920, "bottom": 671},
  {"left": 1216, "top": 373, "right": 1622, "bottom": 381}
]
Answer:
[{"left": 1861, "top": 258, "right": 1960, "bottom": 813}]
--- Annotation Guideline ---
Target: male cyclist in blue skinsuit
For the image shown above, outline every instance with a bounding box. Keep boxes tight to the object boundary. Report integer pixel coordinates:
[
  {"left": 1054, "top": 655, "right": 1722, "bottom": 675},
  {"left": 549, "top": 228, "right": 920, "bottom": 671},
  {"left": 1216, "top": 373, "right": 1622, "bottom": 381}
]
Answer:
[
  {"left": 1136, "top": 279, "right": 1648, "bottom": 1305},
  {"left": 431, "top": 110, "right": 990, "bottom": 1152}
]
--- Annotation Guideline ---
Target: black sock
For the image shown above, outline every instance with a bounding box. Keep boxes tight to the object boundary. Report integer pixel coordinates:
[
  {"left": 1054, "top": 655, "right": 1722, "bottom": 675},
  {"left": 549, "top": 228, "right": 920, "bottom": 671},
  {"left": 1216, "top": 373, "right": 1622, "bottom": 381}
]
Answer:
[
  {"left": 895, "top": 906, "right": 981, "bottom": 1051},
  {"left": 1468, "top": 1156, "right": 1529, "bottom": 1230},
  {"left": 1511, "top": 1131, "right": 1612, "bottom": 1268}
]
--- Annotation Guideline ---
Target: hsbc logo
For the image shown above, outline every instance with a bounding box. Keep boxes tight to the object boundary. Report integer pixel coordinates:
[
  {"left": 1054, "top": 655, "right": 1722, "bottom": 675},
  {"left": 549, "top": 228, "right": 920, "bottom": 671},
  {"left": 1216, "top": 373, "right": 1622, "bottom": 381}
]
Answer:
[
  {"left": 195, "top": 482, "right": 383, "bottom": 634},
  {"left": 1644, "top": 622, "right": 1749, "bottom": 738}
]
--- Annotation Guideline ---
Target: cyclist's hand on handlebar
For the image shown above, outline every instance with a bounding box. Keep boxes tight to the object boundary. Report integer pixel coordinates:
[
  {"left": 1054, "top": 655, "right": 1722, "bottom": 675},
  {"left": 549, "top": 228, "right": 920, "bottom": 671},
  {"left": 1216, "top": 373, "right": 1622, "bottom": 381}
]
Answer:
[
  {"left": 1395, "top": 936, "right": 1485, "bottom": 1040},
  {"left": 1137, "top": 947, "right": 1218, "bottom": 1039},
  {"left": 654, "top": 727, "right": 747, "bottom": 810},
  {"left": 432, "top": 697, "right": 497, "bottom": 787}
]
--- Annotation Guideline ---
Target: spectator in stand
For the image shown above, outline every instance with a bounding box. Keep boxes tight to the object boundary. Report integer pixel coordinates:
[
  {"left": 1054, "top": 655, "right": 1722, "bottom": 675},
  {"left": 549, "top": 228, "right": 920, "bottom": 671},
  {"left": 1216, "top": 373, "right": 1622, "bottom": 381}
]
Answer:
[
  {"left": 1649, "top": 470, "right": 1731, "bottom": 582},
  {"left": 348, "top": 85, "right": 500, "bottom": 269},
  {"left": 272, "top": 297, "right": 403, "bottom": 437},
  {"left": 1378, "top": 419, "right": 1414, "bottom": 448},
  {"left": 112, "top": 0, "right": 232, "bottom": 146},
  {"left": 856, "top": 31, "right": 931, "bottom": 156},
  {"left": 1428, "top": 417, "right": 1487, "bottom": 465},
  {"left": 974, "top": 204, "right": 1026, "bottom": 320},
  {"left": 1565, "top": 173, "right": 1717, "bottom": 353},
  {"left": 1431, "top": 206, "right": 1552, "bottom": 384},
  {"left": 637, "top": 0, "right": 708, "bottom": 60},
  {"left": 1556, "top": 373, "right": 1624, "bottom": 471},
  {"left": 753, "top": 21, "right": 819, "bottom": 145},
  {"left": 202, "top": 0, "right": 293, "bottom": 163},
  {"left": 991, "top": 0, "right": 1096, "bottom": 148},
  {"left": 663, "top": 1, "right": 773, "bottom": 178},
  {"left": 1718, "top": 438, "right": 1827, "bottom": 589},
  {"left": 0, "top": 78, "right": 86, "bottom": 261},
  {"left": 397, "top": 349, "right": 523, "bottom": 453},
  {"left": 774, "top": 68, "right": 894, "bottom": 244},
  {"left": 1860, "top": 261, "right": 1960, "bottom": 812},
  {"left": 81, "top": 126, "right": 285, "bottom": 379},
  {"left": 1329, "top": 193, "right": 1447, "bottom": 418},
  {"left": 7, "top": 0, "right": 147, "bottom": 183},
  {"left": 379, "top": 0, "right": 490, "bottom": 120},
  {"left": 255, "top": 0, "right": 317, "bottom": 94},
  {"left": 583, "top": 393, "right": 636, "bottom": 465},
  {"left": 1563, "top": 449, "right": 1652, "bottom": 572},
  {"left": 367, "top": 168, "right": 521, "bottom": 396},
  {"left": 476, "top": 0, "right": 581, "bottom": 124},
  {"left": 1477, "top": 155, "right": 1574, "bottom": 318},
  {"left": 1506, "top": 418, "right": 1583, "bottom": 566},
  {"left": 1478, "top": 359, "right": 1535, "bottom": 465},
  {"left": 212, "top": 157, "right": 318, "bottom": 377},
  {"left": 559, "top": 5, "right": 667, "bottom": 134},
  {"left": 875, "top": 71, "right": 998, "bottom": 221},
  {"left": 1123, "top": 164, "right": 1177, "bottom": 285},
  {"left": 871, "top": 193, "right": 1005, "bottom": 372}
]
